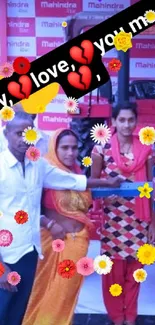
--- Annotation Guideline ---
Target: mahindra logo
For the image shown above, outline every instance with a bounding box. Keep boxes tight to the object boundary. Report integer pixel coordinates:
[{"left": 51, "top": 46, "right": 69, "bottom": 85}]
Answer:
[
  {"left": 88, "top": 2, "right": 124, "bottom": 9},
  {"left": 8, "top": 1, "right": 28, "bottom": 8},
  {"left": 41, "top": 1, "right": 77, "bottom": 9}
]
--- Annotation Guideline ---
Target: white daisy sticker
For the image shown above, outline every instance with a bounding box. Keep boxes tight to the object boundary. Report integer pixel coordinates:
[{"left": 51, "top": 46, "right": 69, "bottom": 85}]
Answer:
[
  {"left": 22, "top": 127, "right": 40, "bottom": 145},
  {"left": 93, "top": 255, "right": 113, "bottom": 275}
]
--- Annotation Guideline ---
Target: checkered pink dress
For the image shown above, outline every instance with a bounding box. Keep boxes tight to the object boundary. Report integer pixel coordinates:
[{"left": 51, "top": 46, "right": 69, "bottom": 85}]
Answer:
[{"left": 92, "top": 143, "right": 149, "bottom": 260}]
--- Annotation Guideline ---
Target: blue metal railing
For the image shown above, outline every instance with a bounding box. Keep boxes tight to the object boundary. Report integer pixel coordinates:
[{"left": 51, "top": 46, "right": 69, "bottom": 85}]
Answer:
[
  {"left": 91, "top": 182, "right": 153, "bottom": 198},
  {"left": 91, "top": 161, "right": 155, "bottom": 212}
]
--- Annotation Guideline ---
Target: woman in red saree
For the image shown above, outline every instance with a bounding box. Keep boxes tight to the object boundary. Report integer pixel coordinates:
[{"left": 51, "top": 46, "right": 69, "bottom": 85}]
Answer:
[
  {"left": 91, "top": 103, "right": 155, "bottom": 325},
  {"left": 22, "top": 128, "right": 93, "bottom": 325},
  {"left": 22, "top": 128, "right": 123, "bottom": 325}
]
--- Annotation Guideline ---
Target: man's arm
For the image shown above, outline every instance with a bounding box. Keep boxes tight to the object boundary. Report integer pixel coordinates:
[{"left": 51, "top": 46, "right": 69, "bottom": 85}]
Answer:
[
  {"left": 42, "top": 159, "right": 124, "bottom": 191},
  {"left": 43, "top": 160, "right": 87, "bottom": 191}
]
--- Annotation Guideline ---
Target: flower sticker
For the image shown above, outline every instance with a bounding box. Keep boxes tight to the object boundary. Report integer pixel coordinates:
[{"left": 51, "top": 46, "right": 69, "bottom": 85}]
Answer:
[
  {"left": 139, "top": 126, "right": 155, "bottom": 145},
  {"left": 113, "top": 31, "right": 132, "bottom": 52},
  {"left": 62, "top": 21, "right": 67, "bottom": 28},
  {"left": 22, "top": 127, "right": 40, "bottom": 145},
  {"left": 7, "top": 272, "right": 21, "bottom": 285},
  {"left": 109, "top": 284, "right": 122, "bottom": 297},
  {"left": 137, "top": 182, "right": 153, "bottom": 199},
  {"left": 0, "top": 106, "right": 15, "bottom": 121},
  {"left": 64, "top": 97, "right": 78, "bottom": 113},
  {"left": 93, "top": 255, "right": 113, "bottom": 275},
  {"left": 90, "top": 124, "right": 111, "bottom": 145},
  {"left": 0, "top": 262, "right": 5, "bottom": 277},
  {"left": 133, "top": 269, "right": 147, "bottom": 283},
  {"left": 137, "top": 244, "right": 155, "bottom": 265},
  {"left": 57, "top": 259, "right": 76, "bottom": 279},
  {"left": 26, "top": 146, "right": 41, "bottom": 162},
  {"left": 52, "top": 239, "right": 65, "bottom": 252},
  {"left": 13, "top": 56, "right": 31, "bottom": 75},
  {"left": 0, "top": 62, "right": 14, "bottom": 78},
  {"left": 108, "top": 58, "right": 122, "bottom": 72},
  {"left": 82, "top": 156, "right": 92, "bottom": 167},
  {"left": 145, "top": 10, "right": 155, "bottom": 23},
  {"left": 0, "top": 230, "right": 13, "bottom": 247},
  {"left": 76, "top": 257, "right": 94, "bottom": 276},
  {"left": 14, "top": 210, "right": 28, "bottom": 224}
]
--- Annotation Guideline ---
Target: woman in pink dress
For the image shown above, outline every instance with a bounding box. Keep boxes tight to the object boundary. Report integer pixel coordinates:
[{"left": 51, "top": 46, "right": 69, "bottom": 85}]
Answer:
[{"left": 91, "top": 102, "right": 155, "bottom": 325}]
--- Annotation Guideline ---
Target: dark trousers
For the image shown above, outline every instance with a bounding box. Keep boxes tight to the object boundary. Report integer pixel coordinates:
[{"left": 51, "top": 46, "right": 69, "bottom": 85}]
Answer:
[{"left": 0, "top": 249, "right": 38, "bottom": 325}]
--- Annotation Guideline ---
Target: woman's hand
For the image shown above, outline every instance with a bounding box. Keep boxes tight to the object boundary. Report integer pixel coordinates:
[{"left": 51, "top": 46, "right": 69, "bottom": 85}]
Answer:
[
  {"left": 49, "top": 222, "right": 66, "bottom": 240},
  {"left": 104, "top": 194, "right": 118, "bottom": 204},
  {"left": 148, "top": 222, "right": 155, "bottom": 244},
  {"left": 106, "top": 175, "right": 126, "bottom": 188}
]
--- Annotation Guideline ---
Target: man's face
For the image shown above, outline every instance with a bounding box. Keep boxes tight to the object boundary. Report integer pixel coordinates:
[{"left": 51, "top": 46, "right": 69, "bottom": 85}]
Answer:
[{"left": 5, "top": 119, "right": 34, "bottom": 154}]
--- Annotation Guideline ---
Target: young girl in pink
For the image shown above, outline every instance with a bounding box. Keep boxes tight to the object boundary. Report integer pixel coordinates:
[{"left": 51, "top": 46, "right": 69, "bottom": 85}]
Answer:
[{"left": 91, "top": 103, "right": 155, "bottom": 325}]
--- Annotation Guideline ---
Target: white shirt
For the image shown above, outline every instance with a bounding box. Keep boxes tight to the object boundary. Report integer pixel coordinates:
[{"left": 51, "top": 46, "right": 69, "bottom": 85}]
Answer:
[
  {"left": 0, "top": 149, "right": 87, "bottom": 264},
  {"left": 0, "top": 126, "right": 50, "bottom": 156}
]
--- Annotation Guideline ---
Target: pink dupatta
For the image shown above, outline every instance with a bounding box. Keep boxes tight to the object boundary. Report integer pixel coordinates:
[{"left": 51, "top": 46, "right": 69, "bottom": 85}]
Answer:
[{"left": 111, "top": 132, "right": 152, "bottom": 223}]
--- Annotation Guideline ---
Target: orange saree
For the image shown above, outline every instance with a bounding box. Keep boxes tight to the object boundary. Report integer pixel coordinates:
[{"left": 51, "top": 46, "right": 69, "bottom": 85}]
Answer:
[{"left": 22, "top": 128, "right": 92, "bottom": 325}]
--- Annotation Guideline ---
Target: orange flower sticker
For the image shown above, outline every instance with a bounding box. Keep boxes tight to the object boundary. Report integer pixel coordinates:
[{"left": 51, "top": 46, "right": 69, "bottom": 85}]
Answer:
[
  {"left": 14, "top": 210, "right": 28, "bottom": 224},
  {"left": 57, "top": 259, "right": 76, "bottom": 279},
  {"left": 108, "top": 58, "right": 122, "bottom": 72}
]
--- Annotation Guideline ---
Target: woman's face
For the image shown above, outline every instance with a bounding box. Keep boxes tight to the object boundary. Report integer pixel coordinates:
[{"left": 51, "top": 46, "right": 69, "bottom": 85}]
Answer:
[
  {"left": 112, "top": 109, "right": 137, "bottom": 137},
  {"left": 56, "top": 135, "right": 78, "bottom": 167}
]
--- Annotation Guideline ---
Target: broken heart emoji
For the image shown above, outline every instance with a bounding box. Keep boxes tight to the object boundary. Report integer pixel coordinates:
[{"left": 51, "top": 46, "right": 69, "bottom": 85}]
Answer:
[
  {"left": 67, "top": 66, "right": 92, "bottom": 90},
  {"left": 69, "top": 40, "right": 94, "bottom": 65},
  {"left": 7, "top": 75, "right": 32, "bottom": 99}
]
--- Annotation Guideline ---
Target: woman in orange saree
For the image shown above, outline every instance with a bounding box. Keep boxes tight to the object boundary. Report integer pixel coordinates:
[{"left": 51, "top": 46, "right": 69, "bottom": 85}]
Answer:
[{"left": 22, "top": 128, "right": 93, "bottom": 325}]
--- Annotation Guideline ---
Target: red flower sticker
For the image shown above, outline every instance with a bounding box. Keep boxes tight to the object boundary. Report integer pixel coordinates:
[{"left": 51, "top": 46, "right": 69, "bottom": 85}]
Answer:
[
  {"left": 108, "top": 58, "right": 122, "bottom": 72},
  {"left": 57, "top": 259, "right": 76, "bottom": 279},
  {"left": 14, "top": 210, "right": 28, "bottom": 224},
  {"left": 0, "top": 262, "right": 5, "bottom": 277},
  {"left": 13, "top": 57, "right": 31, "bottom": 75}
]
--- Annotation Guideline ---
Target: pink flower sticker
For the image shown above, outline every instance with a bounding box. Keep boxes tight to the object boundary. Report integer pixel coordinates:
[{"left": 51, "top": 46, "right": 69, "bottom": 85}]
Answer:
[
  {"left": 0, "top": 230, "right": 13, "bottom": 247},
  {"left": 7, "top": 272, "right": 21, "bottom": 285},
  {"left": 52, "top": 239, "right": 65, "bottom": 252},
  {"left": 26, "top": 146, "right": 40, "bottom": 161},
  {"left": 0, "top": 62, "right": 14, "bottom": 78},
  {"left": 76, "top": 257, "right": 94, "bottom": 276}
]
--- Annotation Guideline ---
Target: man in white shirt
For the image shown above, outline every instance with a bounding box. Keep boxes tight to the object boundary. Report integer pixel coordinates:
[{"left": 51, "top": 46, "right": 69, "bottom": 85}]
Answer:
[
  {"left": 0, "top": 103, "right": 50, "bottom": 156},
  {"left": 0, "top": 111, "right": 124, "bottom": 325}
]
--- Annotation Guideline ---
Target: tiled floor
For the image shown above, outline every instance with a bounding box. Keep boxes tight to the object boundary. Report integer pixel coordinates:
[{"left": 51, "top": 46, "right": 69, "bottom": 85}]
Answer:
[
  {"left": 73, "top": 241, "right": 155, "bottom": 325},
  {"left": 73, "top": 314, "right": 155, "bottom": 325}
]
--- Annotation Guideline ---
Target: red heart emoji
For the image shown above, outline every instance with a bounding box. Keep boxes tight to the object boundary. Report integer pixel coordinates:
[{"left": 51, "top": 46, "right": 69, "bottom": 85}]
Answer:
[
  {"left": 7, "top": 75, "right": 32, "bottom": 99},
  {"left": 70, "top": 40, "right": 94, "bottom": 65},
  {"left": 67, "top": 66, "right": 92, "bottom": 90}
]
